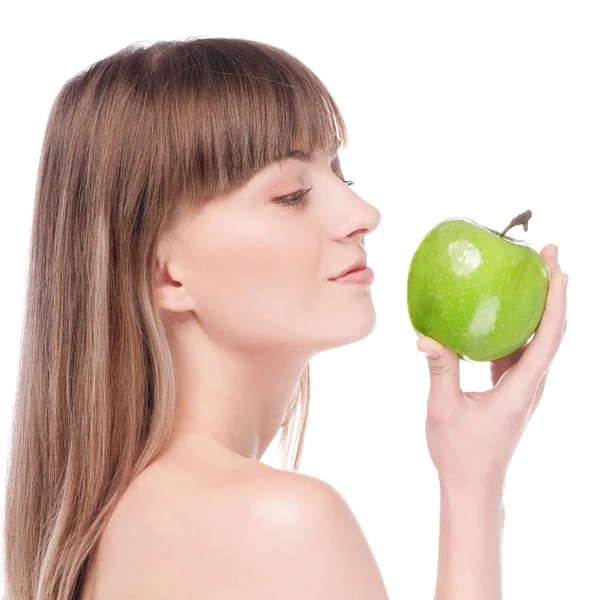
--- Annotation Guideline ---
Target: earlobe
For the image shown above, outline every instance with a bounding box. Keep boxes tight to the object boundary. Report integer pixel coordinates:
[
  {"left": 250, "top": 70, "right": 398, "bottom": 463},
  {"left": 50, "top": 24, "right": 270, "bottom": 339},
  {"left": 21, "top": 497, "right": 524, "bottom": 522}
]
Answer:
[
  {"left": 154, "top": 283, "right": 195, "bottom": 314},
  {"left": 153, "top": 257, "right": 194, "bottom": 314}
]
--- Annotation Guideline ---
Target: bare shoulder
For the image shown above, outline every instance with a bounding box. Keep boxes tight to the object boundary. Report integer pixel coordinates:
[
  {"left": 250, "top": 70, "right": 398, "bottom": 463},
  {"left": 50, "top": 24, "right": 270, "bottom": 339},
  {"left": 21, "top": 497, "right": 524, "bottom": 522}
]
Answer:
[
  {"left": 242, "top": 470, "right": 390, "bottom": 599},
  {"left": 87, "top": 452, "right": 388, "bottom": 599}
]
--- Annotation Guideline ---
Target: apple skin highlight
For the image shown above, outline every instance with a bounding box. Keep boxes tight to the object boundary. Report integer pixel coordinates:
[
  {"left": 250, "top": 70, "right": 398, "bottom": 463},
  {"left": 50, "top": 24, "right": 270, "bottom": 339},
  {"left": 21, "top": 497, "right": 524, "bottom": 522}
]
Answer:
[{"left": 406, "top": 216, "right": 550, "bottom": 363}]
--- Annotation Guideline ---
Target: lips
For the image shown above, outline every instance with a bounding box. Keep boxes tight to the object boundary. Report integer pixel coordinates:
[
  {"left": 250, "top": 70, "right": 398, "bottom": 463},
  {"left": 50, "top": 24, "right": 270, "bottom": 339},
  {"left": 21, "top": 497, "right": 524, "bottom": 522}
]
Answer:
[{"left": 329, "top": 255, "right": 368, "bottom": 280}]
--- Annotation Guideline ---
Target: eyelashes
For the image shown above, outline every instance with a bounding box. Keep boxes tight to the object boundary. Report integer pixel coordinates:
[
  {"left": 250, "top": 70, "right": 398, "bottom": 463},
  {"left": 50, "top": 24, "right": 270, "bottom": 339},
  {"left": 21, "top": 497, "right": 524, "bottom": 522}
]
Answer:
[{"left": 274, "top": 179, "right": 355, "bottom": 207}]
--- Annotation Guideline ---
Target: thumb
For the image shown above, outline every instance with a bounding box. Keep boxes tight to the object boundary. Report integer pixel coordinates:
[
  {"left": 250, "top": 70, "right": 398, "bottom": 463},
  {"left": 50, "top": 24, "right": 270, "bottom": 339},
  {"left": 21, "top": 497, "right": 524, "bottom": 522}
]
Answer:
[{"left": 416, "top": 336, "right": 461, "bottom": 397}]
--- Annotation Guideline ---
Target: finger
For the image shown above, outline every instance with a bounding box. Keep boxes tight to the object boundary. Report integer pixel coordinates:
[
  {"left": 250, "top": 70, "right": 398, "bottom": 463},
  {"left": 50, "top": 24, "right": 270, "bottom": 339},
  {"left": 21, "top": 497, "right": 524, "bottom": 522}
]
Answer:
[
  {"left": 416, "top": 335, "right": 462, "bottom": 402},
  {"left": 490, "top": 343, "right": 527, "bottom": 387},
  {"left": 506, "top": 244, "right": 568, "bottom": 389},
  {"left": 530, "top": 317, "right": 567, "bottom": 413}
]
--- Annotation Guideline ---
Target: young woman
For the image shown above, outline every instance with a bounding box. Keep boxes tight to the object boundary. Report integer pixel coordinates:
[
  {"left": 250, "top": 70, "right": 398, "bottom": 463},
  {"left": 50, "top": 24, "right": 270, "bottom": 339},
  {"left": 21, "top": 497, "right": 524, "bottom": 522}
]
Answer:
[{"left": 3, "top": 37, "right": 568, "bottom": 599}]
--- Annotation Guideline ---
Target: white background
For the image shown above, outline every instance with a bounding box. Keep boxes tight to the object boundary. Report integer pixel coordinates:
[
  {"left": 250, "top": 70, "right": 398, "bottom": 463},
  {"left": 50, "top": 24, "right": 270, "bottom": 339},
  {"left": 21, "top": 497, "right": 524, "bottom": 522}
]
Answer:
[{"left": 1, "top": 1, "right": 598, "bottom": 597}]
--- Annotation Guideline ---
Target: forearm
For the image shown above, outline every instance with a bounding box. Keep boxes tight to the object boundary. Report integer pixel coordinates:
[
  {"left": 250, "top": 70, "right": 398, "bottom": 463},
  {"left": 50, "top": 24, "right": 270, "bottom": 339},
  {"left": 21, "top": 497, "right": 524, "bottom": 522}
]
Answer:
[{"left": 434, "top": 484, "right": 505, "bottom": 600}]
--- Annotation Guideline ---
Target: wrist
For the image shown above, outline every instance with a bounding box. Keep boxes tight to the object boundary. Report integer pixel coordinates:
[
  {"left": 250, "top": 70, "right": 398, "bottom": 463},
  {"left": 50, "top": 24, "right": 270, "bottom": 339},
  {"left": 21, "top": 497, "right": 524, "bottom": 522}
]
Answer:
[
  {"left": 439, "top": 480, "right": 506, "bottom": 511},
  {"left": 436, "top": 479, "right": 505, "bottom": 599}
]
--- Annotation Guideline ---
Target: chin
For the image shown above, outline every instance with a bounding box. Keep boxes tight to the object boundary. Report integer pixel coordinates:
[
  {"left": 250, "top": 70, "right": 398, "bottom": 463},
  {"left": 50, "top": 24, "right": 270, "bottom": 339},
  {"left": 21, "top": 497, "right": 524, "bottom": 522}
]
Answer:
[{"left": 317, "top": 308, "right": 378, "bottom": 351}]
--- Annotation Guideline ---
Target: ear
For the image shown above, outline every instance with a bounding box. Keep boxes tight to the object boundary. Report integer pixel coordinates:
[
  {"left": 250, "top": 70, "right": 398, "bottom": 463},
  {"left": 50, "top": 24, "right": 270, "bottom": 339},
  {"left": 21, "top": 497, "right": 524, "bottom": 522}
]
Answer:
[{"left": 153, "top": 240, "right": 196, "bottom": 314}]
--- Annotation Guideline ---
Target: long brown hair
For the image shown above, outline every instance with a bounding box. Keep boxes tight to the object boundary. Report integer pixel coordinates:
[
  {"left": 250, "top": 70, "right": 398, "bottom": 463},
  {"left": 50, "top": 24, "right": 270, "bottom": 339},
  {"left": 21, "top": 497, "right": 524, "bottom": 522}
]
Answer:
[{"left": 3, "top": 37, "right": 349, "bottom": 600}]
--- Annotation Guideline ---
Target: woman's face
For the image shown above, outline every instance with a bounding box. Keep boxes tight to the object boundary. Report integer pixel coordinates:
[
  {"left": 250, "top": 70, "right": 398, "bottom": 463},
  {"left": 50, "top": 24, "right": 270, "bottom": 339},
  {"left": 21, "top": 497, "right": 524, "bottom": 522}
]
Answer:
[{"left": 157, "top": 148, "right": 381, "bottom": 355}]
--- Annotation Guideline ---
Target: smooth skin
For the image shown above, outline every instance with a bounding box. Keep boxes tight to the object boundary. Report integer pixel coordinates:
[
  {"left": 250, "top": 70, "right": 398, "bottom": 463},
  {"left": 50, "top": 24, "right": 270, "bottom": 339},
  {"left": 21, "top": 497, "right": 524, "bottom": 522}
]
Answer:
[
  {"left": 80, "top": 147, "right": 387, "bottom": 599},
  {"left": 81, "top": 145, "right": 567, "bottom": 598}
]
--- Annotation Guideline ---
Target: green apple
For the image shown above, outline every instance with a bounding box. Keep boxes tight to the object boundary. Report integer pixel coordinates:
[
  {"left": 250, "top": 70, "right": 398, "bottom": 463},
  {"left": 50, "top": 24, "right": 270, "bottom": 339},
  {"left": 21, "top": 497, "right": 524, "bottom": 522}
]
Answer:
[{"left": 407, "top": 210, "right": 551, "bottom": 362}]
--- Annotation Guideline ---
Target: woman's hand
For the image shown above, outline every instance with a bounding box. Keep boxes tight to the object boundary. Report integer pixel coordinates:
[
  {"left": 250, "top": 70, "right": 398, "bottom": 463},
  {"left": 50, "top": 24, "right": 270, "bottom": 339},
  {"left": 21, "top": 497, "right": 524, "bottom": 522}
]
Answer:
[{"left": 417, "top": 244, "right": 568, "bottom": 493}]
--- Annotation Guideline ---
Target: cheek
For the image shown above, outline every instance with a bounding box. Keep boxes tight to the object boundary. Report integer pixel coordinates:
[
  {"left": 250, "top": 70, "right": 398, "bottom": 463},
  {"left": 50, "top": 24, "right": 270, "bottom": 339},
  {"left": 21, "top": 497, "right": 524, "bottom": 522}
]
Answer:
[{"left": 185, "top": 210, "right": 321, "bottom": 339}]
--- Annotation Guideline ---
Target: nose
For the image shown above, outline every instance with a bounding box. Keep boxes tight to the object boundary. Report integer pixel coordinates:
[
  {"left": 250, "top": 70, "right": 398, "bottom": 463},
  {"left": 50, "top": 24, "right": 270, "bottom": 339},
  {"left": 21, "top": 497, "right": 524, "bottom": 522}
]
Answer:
[
  {"left": 370, "top": 204, "right": 382, "bottom": 231},
  {"left": 346, "top": 201, "right": 382, "bottom": 241}
]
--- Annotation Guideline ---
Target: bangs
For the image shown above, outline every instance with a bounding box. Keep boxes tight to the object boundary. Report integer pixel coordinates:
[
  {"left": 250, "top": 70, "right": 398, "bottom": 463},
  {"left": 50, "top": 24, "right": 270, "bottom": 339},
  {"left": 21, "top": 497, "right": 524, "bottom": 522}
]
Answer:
[{"left": 154, "top": 37, "right": 350, "bottom": 207}]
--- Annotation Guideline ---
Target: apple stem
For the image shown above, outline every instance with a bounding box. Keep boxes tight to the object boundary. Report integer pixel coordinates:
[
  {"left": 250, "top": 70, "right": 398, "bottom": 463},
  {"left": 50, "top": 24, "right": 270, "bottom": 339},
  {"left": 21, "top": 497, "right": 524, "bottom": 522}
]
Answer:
[{"left": 499, "top": 210, "right": 533, "bottom": 237}]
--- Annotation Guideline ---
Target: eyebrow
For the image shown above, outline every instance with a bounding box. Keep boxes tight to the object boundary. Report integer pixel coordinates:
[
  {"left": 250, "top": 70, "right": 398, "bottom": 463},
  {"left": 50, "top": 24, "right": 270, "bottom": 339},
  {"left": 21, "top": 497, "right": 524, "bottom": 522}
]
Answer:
[
  {"left": 281, "top": 147, "right": 339, "bottom": 163},
  {"left": 283, "top": 150, "right": 312, "bottom": 162}
]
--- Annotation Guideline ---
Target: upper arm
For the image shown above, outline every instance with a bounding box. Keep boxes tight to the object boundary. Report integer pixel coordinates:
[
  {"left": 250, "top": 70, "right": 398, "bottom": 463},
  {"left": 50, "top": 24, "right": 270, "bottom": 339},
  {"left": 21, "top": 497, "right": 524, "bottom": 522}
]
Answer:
[{"left": 235, "top": 473, "right": 390, "bottom": 599}]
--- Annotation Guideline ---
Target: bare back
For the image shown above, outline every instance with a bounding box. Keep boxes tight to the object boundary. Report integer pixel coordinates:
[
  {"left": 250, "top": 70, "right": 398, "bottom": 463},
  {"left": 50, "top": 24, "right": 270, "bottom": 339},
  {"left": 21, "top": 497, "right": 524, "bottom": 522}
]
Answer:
[
  {"left": 78, "top": 439, "right": 284, "bottom": 599},
  {"left": 79, "top": 437, "right": 389, "bottom": 599}
]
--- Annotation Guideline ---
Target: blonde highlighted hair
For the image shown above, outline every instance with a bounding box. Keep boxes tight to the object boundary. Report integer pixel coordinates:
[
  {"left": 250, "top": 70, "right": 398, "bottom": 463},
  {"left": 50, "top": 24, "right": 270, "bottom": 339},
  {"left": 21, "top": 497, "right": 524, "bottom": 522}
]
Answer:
[{"left": 3, "top": 37, "right": 349, "bottom": 599}]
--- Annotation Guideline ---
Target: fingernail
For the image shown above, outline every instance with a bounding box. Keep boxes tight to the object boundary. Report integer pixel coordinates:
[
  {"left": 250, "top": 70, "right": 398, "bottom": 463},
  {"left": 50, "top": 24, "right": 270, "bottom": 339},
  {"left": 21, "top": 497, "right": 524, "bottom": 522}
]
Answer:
[{"left": 424, "top": 351, "right": 440, "bottom": 359}]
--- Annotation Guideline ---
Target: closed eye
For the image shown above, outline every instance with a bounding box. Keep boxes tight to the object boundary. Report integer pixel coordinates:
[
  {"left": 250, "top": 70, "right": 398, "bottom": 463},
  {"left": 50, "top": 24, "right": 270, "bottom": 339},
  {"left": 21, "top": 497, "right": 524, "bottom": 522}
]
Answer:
[{"left": 273, "top": 177, "right": 355, "bottom": 207}]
